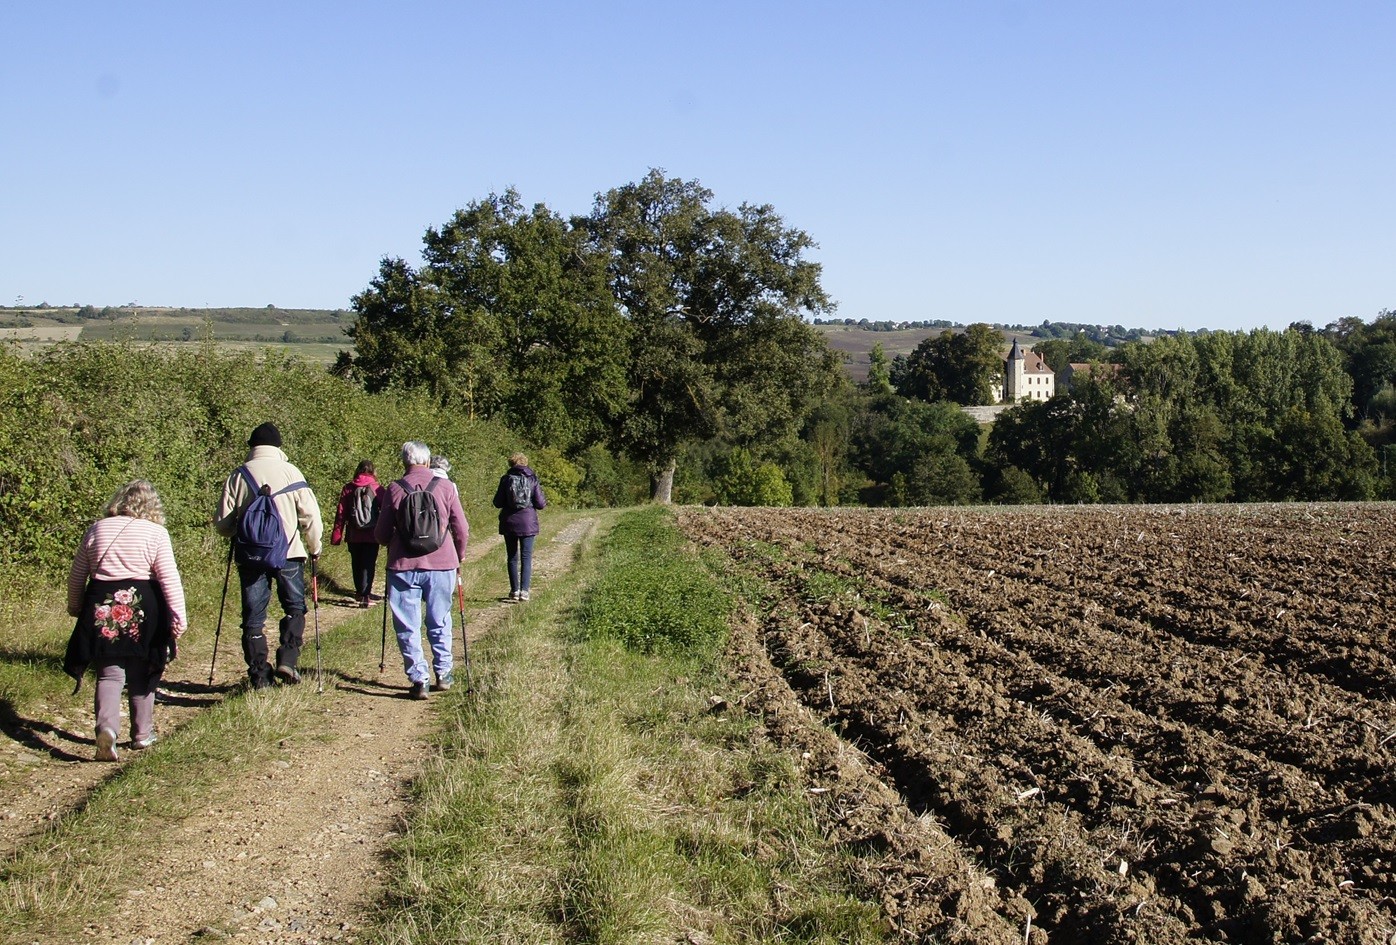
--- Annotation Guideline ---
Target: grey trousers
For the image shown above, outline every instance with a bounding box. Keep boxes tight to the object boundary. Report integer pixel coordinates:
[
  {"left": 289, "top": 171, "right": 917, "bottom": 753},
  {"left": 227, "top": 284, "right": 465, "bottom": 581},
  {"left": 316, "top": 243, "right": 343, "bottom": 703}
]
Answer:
[{"left": 94, "top": 658, "right": 156, "bottom": 743}]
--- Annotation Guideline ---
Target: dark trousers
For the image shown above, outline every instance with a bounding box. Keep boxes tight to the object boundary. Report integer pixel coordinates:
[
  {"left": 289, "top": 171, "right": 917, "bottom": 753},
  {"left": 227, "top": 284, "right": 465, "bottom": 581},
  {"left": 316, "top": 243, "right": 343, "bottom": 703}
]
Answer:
[
  {"left": 505, "top": 534, "right": 535, "bottom": 593},
  {"left": 348, "top": 541, "right": 380, "bottom": 599},
  {"left": 238, "top": 559, "right": 307, "bottom": 681}
]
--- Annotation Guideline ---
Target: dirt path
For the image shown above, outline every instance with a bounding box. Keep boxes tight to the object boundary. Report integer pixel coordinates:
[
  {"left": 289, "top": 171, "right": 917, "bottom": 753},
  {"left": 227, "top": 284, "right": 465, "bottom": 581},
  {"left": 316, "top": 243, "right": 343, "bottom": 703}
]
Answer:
[{"left": 7, "top": 521, "right": 592, "bottom": 943}]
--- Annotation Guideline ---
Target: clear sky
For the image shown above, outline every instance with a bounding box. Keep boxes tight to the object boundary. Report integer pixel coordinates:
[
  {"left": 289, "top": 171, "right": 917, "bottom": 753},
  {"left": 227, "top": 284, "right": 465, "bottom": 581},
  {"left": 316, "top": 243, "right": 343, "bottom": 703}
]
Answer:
[{"left": 3, "top": 2, "right": 1392, "bottom": 332}]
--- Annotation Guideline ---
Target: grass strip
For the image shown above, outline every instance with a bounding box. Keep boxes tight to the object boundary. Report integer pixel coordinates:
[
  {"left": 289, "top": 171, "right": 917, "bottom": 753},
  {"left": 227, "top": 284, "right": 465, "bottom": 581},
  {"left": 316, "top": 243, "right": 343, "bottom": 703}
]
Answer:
[{"left": 373, "top": 508, "right": 886, "bottom": 944}]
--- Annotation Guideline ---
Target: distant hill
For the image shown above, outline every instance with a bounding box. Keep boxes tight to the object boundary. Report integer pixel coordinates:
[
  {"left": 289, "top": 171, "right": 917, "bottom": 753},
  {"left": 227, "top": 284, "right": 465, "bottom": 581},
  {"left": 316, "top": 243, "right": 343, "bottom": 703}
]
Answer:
[
  {"left": 0, "top": 305, "right": 1160, "bottom": 381},
  {"left": 813, "top": 319, "right": 1160, "bottom": 382},
  {"left": 0, "top": 305, "right": 353, "bottom": 363},
  {"left": 814, "top": 323, "right": 1042, "bottom": 382}
]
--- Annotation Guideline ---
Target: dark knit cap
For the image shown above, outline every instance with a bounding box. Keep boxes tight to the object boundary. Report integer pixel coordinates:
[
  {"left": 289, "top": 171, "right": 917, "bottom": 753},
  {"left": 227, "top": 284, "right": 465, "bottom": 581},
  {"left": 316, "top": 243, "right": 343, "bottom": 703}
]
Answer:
[{"left": 248, "top": 422, "right": 282, "bottom": 448}]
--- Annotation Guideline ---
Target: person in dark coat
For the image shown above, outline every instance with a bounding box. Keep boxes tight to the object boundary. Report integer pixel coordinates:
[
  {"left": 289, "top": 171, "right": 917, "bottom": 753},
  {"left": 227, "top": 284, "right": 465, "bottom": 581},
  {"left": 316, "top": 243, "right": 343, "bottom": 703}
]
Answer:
[
  {"left": 330, "top": 460, "right": 384, "bottom": 608},
  {"left": 492, "top": 453, "right": 546, "bottom": 601}
]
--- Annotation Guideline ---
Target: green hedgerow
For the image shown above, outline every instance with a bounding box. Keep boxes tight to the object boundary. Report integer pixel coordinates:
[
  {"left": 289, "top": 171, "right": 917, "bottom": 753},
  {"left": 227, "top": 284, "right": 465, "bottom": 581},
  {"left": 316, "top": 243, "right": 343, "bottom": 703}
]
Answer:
[{"left": 576, "top": 507, "right": 728, "bottom": 656}]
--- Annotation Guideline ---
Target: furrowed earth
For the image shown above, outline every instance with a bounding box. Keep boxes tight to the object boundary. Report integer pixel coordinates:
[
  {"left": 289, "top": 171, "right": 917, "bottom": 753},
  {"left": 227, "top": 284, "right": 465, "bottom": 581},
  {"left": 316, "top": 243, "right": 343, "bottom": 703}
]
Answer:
[{"left": 679, "top": 503, "right": 1396, "bottom": 945}]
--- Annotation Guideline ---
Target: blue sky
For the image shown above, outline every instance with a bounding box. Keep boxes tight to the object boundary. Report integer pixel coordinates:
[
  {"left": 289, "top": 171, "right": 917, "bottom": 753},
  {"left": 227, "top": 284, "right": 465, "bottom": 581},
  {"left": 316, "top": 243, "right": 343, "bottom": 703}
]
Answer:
[{"left": 3, "top": 2, "right": 1392, "bottom": 332}]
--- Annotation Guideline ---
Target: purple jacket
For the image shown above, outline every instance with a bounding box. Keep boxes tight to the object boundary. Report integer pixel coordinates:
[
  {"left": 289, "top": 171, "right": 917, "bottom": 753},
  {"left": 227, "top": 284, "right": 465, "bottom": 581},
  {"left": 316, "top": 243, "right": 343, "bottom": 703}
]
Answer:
[
  {"left": 493, "top": 465, "right": 546, "bottom": 537},
  {"left": 375, "top": 466, "right": 470, "bottom": 571}
]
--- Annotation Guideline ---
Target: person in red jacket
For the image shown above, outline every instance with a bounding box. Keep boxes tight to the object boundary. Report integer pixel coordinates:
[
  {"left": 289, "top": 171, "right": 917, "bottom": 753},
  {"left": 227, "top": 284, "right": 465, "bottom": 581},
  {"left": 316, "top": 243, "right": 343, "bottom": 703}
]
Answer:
[{"left": 331, "top": 460, "right": 384, "bottom": 608}]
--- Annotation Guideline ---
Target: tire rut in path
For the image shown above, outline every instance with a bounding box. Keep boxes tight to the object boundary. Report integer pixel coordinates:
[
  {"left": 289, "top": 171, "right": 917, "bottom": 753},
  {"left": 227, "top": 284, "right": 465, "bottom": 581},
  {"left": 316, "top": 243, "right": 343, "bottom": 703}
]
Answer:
[{"left": 76, "top": 522, "right": 591, "bottom": 944}]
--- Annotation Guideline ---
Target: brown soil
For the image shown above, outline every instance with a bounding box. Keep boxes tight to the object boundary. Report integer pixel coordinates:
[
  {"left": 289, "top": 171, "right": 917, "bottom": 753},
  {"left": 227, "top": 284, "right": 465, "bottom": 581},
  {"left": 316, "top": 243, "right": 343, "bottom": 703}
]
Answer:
[
  {"left": 2, "top": 521, "right": 592, "bottom": 943},
  {"left": 680, "top": 504, "right": 1396, "bottom": 945}
]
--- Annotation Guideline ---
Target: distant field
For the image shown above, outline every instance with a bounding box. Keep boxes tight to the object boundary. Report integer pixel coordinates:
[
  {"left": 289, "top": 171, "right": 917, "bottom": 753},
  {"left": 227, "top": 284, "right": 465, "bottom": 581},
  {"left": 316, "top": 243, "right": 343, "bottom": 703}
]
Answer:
[
  {"left": 0, "top": 326, "right": 83, "bottom": 342},
  {"left": 0, "top": 307, "right": 1046, "bottom": 380},
  {"left": 814, "top": 324, "right": 1036, "bottom": 381},
  {"left": 0, "top": 307, "right": 349, "bottom": 364}
]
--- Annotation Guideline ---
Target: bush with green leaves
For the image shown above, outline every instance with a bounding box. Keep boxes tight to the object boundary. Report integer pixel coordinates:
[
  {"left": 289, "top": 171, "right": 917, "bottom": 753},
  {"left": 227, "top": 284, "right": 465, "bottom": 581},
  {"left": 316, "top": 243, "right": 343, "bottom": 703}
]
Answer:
[
  {"left": 0, "top": 341, "right": 518, "bottom": 597},
  {"left": 576, "top": 507, "right": 728, "bottom": 656}
]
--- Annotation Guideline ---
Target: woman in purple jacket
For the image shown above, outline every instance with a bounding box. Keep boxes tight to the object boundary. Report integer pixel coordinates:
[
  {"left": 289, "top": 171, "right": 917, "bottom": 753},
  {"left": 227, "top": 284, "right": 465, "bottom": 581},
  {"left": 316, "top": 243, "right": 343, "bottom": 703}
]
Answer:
[{"left": 492, "top": 453, "right": 546, "bottom": 601}]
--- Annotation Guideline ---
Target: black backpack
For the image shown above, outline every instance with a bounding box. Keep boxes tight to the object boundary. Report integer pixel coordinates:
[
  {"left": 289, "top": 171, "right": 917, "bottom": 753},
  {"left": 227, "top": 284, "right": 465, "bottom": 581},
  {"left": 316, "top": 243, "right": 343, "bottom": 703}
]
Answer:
[
  {"left": 234, "top": 467, "right": 306, "bottom": 569},
  {"left": 350, "top": 484, "right": 377, "bottom": 530},
  {"left": 396, "top": 478, "right": 446, "bottom": 555},
  {"left": 505, "top": 472, "right": 532, "bottom": 511}
]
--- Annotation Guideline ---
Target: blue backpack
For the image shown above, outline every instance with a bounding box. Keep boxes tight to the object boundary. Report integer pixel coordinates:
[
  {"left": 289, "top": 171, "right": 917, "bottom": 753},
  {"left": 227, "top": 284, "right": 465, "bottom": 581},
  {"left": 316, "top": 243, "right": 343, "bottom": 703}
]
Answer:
[{"left": 234, "top": 467, "right": 307, "bottom": 569}]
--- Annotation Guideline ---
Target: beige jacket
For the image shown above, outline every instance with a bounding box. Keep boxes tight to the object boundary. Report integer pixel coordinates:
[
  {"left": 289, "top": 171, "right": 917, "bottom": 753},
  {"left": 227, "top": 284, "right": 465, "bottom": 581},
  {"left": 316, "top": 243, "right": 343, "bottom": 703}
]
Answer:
[{"left": 214, "top": 445, "right": 323, "bottom": 559}]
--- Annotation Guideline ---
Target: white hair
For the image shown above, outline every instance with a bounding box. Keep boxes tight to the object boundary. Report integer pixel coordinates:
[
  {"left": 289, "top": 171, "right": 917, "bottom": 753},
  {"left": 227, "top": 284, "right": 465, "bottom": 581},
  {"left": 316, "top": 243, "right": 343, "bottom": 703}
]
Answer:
[{"left": 402, "top": 441, "right": 431, "bottom": 468}]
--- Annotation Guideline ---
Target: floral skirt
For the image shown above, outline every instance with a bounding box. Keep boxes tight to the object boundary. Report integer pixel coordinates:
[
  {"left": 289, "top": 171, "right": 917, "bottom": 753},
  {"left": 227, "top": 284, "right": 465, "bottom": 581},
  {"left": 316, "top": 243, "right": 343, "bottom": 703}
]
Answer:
[{"left": 65, "top": 577, "right": 172, "bottom": 686}]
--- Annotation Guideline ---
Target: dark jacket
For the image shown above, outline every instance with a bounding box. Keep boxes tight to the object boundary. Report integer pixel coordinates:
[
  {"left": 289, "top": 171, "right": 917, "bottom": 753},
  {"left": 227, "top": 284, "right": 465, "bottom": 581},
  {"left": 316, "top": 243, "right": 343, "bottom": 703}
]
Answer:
[
  {"left": 493, "top": 465, "right": 546, "bottom": 537},
  {"left": 65, "top": 577, "right": 174, "bottom": 692}
]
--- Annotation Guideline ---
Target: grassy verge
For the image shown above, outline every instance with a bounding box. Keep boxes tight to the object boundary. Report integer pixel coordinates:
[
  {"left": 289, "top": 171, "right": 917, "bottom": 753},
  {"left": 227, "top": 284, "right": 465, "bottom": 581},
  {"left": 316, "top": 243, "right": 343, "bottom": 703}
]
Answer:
[{"left": 373, "top": 507, "right": 886, "bottom": 944}]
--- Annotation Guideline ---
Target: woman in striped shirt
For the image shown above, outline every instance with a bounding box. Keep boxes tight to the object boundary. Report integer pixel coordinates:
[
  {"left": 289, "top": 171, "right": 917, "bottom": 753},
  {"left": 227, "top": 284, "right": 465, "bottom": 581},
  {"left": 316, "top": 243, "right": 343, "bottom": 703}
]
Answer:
[{"left": 67, "top": 480, "right": 188, "bottom": 761}]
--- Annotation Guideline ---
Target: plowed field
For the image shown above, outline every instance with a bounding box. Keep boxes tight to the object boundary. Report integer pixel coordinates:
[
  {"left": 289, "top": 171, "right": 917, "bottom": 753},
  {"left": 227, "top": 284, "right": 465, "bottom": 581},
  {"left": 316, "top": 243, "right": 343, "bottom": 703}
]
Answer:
[{"left": 679, "top": 504, "right": 1396, "bottom": 945}]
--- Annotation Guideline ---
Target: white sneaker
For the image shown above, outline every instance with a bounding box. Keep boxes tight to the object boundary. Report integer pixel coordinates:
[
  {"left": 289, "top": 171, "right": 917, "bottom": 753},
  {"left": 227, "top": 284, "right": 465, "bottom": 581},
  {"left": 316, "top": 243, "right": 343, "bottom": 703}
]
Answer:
[
  {"left": 132, "top": 735, "right": 158, "bottom": 750},
  {"left": 95, "top": 727, "right": 119, "bottom": 761},
  {"left": 519, "top": 590, "right": 531, "bottom": 601}
]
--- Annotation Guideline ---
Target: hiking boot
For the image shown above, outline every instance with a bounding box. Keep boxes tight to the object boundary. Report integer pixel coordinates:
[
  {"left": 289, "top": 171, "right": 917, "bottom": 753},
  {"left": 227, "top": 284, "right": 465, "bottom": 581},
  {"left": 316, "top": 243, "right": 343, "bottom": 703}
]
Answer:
[
  {"left": 410, "top": 681, "right": 430, "bottom": 700},
  {"left": 276, "top": 665, "right": 302, "bottom": 685},
  {"left": 431, "top": 673, "right": 454, "bottom": 692},
  {"left": 95, "top": 727, "right": 119, "bottom": 762},
  {"left": 132, "top": 735, "right": 158, "bottom": 750},
  {"left": 251, "top": 675, "right": 273, "bottom": 691}
]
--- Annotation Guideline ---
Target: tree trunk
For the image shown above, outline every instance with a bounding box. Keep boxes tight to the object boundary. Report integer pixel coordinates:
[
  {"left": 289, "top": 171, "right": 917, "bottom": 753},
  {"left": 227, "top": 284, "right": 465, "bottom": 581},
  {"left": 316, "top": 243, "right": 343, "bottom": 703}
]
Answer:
[{"left": 650, "top": 458, "right": 676, "bottom": 504}]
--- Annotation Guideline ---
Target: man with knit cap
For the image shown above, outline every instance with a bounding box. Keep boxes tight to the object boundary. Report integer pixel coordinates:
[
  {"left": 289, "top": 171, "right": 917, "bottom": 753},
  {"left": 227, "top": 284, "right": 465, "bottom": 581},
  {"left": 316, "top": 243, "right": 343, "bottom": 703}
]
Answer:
[{"left": 215, "top": 422, "right": 323, "bottom": 690}]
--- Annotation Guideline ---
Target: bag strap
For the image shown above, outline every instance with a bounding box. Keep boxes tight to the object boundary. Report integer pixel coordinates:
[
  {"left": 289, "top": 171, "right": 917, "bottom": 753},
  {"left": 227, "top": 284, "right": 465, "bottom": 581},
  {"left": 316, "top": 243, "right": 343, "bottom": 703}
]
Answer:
[{"left": 93, "top": 517, "right": 138, "bottom": 572}]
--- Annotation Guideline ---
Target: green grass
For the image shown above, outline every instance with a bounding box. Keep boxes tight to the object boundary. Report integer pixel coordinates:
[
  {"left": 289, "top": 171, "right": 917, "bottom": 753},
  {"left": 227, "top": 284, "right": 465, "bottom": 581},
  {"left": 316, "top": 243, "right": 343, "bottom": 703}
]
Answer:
[{"left": 372, "top": 508, "right": 886, "bottom": 943}]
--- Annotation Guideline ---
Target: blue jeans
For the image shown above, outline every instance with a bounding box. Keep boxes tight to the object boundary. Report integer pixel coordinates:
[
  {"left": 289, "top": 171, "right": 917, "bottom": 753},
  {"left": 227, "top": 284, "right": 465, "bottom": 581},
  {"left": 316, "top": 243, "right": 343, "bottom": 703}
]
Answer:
[
  {"left": 238, "top": 559, "right": 307, "bottom": 681},
  {"left": 388, "top": 569, "right": 456, "bottom": 685},
  {"left": 505, "top": 535, "right": 535, "bottom": 593}
]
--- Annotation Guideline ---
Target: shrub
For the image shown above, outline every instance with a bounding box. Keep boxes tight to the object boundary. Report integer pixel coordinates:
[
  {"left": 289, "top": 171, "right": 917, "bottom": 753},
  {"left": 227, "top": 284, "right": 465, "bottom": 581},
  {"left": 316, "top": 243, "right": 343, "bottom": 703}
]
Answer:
[
  {"left": 577, "top": 507, "right": 728, "bottom": 656},
  {"left": 0, "top": 342, "right": 519, "bottom": 597}
]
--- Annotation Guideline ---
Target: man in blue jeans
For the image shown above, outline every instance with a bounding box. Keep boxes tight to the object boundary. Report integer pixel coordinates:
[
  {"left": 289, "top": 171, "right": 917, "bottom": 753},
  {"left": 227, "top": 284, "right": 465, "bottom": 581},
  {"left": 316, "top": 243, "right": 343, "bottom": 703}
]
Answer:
[
  {"left": 375, "top": 441, "right": 470, "bottom": 699},
  {"left": 215, "top": 423, "right": 323, "bottom": 689}
]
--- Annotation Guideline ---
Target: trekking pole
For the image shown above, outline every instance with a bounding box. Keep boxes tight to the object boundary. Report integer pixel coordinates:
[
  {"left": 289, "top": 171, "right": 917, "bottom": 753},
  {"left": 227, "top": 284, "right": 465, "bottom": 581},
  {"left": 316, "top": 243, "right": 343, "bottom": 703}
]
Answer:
[
  {"left": 311, "top": 557, "right": 323, "bottom": 693},
  {"left": 379, "top": 578, "right": 388, "bottom": 673},
  {"left": 208, "top": 541, "right": 233, "bottom": 686},
  {"left": 457, "top": 567, "right": 471, "bottom": 693}
]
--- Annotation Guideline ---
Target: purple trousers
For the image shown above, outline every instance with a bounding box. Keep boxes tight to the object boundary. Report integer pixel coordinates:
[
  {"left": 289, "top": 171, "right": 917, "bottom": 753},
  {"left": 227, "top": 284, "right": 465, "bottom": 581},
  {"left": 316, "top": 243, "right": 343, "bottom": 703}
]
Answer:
[{"left": 94, "top": 657, "right": 156, "bottom": 744}]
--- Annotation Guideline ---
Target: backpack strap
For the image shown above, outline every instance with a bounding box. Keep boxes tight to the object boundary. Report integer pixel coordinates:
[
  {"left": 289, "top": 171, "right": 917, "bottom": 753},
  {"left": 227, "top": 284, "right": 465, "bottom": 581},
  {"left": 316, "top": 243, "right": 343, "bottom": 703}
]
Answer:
[
  {"left": 237, "top": 465, "right": 262, "bottom": 495},
  {"left": 273, "top": 480, "right": 308, "bottom": 497}
]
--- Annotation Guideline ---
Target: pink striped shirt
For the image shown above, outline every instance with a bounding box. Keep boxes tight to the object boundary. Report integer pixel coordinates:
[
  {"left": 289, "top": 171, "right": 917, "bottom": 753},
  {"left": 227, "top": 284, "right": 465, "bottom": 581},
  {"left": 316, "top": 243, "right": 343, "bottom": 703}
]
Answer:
[{"left": 67, "top": 516, "right": 188, "bottom": 630}]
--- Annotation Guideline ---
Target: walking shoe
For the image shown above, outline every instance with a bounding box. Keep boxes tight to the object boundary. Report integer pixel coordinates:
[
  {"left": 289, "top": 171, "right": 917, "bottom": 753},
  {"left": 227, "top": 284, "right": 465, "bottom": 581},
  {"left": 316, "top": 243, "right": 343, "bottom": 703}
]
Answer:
[
  {"left": 409, "top": 681, "right": 430, "bottom": 700},
  {"left": 359, "top": 595, "right": 371, "bottom": 609},
  {"left": 519, "top": 590, "right": 531, "bottom": 601},
  {"left": 95, "top": 727, "right": 118, "bottom": 762},
  {"left": 132, "top": 735, "right": 158, "bottom": 750},
  {"left": 276, "top": 665, "right": 302, "bottom": 685},
  {"left": 431, "top": 673, "right": 454, "bottom": 692},
  {"left": 251, "top": 675, "right": 273, "bottom": 691}
]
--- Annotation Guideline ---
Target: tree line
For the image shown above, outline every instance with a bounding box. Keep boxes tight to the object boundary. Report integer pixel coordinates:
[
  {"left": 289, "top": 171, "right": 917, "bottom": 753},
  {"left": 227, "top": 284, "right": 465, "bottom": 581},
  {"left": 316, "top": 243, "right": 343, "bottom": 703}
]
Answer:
[{"left": 335, "top": 170, "right": 1396, "bottom": 506}]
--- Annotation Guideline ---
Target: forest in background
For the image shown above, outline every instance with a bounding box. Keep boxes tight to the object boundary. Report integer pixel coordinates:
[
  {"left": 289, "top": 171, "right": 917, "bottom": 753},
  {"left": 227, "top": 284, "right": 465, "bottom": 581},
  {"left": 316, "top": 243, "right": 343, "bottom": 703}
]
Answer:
[{"left": 7, "top": 171, "right": 1394, "bottom": 511}]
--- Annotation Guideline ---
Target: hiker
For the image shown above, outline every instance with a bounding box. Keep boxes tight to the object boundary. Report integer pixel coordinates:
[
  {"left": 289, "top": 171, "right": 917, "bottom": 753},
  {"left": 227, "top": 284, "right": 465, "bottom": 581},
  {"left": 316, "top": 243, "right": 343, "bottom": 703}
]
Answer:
[
  {"left": 429, "top": 455, "right": 451, "bottom": 479},
  {"left": 214, "top": 422, "right": 323, "bottom": 689},
  {"left": 375, "top": 440, "right": 470, "bottom": 699},
  {"left": 331, "top": 460, "right": 384, "bottom": 608},
  {"left": 493, "top": 452, "right": 546, "bottom": 602},
  {"left": 66, "top": 480, "right": 188, "bottom": 761}
]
